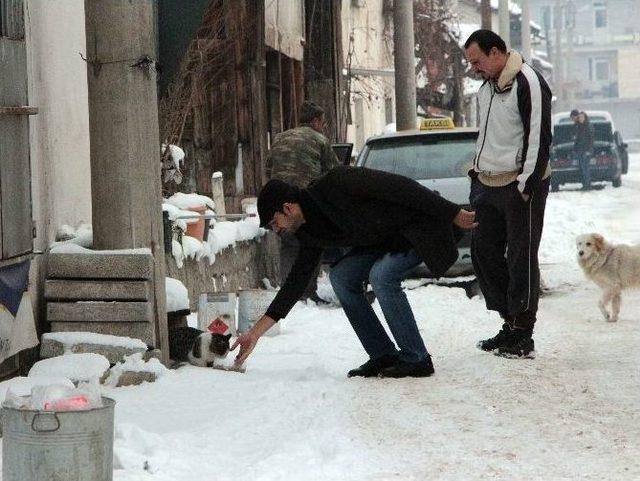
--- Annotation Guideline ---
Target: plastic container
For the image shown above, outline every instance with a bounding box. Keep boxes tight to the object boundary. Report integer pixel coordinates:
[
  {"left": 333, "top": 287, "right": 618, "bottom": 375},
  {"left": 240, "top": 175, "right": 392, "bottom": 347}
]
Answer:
[{"left": 237, "top": 289, "right": 280, "bottom": 336}]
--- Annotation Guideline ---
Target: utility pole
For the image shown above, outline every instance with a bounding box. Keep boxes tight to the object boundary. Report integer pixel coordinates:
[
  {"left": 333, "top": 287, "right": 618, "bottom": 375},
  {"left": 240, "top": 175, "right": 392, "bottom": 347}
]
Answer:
[
  {"left": 565, "top": 0, "right": 575, "bottom": 105},
  {"left": 520, "top": 0, "right": 532, "bottom": 60},
  {"left": 393, "top": 0, "right": 417, "bottom": 131},
  {"left": 499, "top": 0, "right": 510, "bottom": 48},
  {"left": 554, "top": 0, "right": 564, "bottom": 104},
  {"left": 84, "top": 0, "right": 168, "bottom": 360},
  {"left": 481, "top": 0, "right": 492, "bottom": 31}
]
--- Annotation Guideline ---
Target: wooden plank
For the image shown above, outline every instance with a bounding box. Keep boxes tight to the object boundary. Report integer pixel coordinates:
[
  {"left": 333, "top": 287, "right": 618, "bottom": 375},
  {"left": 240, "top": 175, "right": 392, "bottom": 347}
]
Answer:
[
  {"left": 50, "top": 321, "right": 154, "bottom": 346},
  {"left": 47, "top": 253, "right": 153, "bottom": 279},
  {"left": 1, "top": 0, "right": 25, "bottom": 40},
  {"left": 0, "top": 37, "right": 31, "bottom": 260},
  {"left": 45, "top": 280, "right": 151, "bottom": 301},
  {"left": 47, "top": 301, "right": 153, "bottom": 323}
]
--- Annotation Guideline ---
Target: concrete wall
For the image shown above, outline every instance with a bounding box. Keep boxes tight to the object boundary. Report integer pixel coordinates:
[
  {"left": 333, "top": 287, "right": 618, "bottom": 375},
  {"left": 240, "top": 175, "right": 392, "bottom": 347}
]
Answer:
[
  {"left": 26, "top": 0, "right": 92, "bottom": 250},
  {"left": 166, "top": 234, "right": 280, "bottom": 312},
  {"left": 341, "top": 0, "right": 395, "bottom": 154}
]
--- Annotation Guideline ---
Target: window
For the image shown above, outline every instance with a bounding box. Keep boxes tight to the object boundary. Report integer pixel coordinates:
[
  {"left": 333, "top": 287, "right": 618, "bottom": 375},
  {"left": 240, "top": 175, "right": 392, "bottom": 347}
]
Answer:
[
  {"left": 589, "top": 57, "right": 610, "bottom": 81},
  {"left": 594, "top": 1, "right": 607, "bottom": 29}
]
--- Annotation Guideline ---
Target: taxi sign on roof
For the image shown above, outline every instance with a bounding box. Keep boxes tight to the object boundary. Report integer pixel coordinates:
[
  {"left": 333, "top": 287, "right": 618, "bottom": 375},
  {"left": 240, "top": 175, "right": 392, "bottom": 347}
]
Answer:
[{"left": 419, "top": 117, "right": 455, "bottom": 130}]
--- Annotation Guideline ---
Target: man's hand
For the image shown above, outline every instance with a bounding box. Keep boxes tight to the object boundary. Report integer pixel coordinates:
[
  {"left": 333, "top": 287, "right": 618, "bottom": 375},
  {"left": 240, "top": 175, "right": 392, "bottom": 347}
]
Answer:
[
  {"left": 453, "top": 209, "right": 478, "bottom": 229},
  {"left": 231, "top": 315, "right": 276, "bottom": 366}
]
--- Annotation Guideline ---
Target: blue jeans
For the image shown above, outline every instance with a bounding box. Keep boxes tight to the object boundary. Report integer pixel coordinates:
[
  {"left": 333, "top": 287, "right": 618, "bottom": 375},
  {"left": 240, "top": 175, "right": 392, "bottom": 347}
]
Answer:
[
  {"left": 329, "top": 249, "right": 428, "bottom": 362},
  {"left": 576, "top": 151, "right": 591, "bottom": 188}
]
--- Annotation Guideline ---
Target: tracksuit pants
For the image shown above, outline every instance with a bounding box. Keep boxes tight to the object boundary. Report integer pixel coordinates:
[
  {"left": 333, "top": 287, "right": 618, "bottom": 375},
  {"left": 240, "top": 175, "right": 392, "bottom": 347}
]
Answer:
[{"left": 469, "top": 178, "right": 549, "bottom": 329}]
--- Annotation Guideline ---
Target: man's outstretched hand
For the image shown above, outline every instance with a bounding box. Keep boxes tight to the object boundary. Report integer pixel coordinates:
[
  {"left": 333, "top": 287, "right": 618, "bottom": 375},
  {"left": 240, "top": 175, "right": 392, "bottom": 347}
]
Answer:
[
  {"left": 231, "top": 315, "right": 276, "bottom": 367},
  {"left": 453, "top": 209, "right": 477, "bottom": 229}
]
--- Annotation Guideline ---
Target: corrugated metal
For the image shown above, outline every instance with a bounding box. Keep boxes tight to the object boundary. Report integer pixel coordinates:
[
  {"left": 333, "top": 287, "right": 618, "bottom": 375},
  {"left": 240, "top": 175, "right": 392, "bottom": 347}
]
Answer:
[
  {"left": 0, "top": 36, "right": 32, "bottom": 260},
  {"left": 0, "top": 0, "right": 25, "bottom": 40}
]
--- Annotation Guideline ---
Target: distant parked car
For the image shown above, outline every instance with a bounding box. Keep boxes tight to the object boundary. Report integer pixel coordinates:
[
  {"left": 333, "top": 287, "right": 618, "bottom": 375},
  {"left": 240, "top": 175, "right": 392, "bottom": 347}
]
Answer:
[
  {"left": 550, "top": 110, "right": 626, "bottom": 191},
  {"left": 356, "top": 118, "right": 477, "bottom": 277}
]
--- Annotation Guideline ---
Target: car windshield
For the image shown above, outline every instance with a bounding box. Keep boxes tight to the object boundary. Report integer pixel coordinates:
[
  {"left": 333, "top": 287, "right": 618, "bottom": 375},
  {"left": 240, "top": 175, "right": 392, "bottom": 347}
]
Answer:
[{"left": 364, "top": 137, "right": 476, "bottom": 180}]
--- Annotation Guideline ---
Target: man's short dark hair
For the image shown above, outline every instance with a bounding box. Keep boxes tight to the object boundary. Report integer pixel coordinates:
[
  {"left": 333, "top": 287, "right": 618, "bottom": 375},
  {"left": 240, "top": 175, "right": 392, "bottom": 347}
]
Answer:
[
  {"left": 570, "top": 109, "right": 580, "bottom": 118},
  {"left": 300, "top": 101, "right": 325, "bottom": 124},
  {"left": 257, "top": 179, "right": 300, "bottom": 228},
  {"left": 464, "top": 29, "right": 507, "bottom": 55}
]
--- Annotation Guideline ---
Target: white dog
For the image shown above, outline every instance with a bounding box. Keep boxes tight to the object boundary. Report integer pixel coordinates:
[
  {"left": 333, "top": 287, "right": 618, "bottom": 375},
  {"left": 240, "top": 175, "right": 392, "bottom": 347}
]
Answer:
[{"left": 576, "top": 233, "right": 640, "bottom": 322}]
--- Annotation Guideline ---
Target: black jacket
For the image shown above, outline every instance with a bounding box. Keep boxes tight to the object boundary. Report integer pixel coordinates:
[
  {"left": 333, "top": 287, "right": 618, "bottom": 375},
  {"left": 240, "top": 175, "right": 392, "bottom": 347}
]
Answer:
[
  {"left": 574, "top": 120, "right": 594, "bottom": 154},
  {"left": 266, "top": 166, "right": 462, "bottom": 321}
]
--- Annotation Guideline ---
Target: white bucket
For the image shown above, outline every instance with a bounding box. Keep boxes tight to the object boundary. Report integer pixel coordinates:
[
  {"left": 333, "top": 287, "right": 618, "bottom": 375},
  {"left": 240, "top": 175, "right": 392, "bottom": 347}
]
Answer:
[
  {"left": 237, "top": 289, "right": 280, "bottom": 336},
  {"left": 197, "top": 292, "right": 237, "bottom": 335}
]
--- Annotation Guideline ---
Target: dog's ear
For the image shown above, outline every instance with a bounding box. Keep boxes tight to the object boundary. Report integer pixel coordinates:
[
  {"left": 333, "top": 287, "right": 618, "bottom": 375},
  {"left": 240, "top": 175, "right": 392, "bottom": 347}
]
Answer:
[
  {"left": 593, "top": 234, "right": 605, "bottom": 252},
  {"left": 224, "top": 333, "right": 232, "bottom": 340},
  {"left": 192, "top": 335, "right": 202, "bottom": 359}
]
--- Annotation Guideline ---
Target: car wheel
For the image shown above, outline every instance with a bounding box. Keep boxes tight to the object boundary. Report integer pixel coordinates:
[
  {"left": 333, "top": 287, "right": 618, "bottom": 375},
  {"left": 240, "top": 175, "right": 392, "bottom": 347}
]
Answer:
[
  {"left": 550, "top": 181, "right": 560, "bottom": 192},
  {"left": 612, "top": 176, "right": 622, "bottom": 188}
]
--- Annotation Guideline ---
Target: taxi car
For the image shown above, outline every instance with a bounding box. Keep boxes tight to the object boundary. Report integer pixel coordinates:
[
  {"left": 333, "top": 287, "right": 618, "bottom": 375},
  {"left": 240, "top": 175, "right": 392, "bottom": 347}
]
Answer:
[{"left": 356, "top": 118, "right": 478, "bottom": 276}]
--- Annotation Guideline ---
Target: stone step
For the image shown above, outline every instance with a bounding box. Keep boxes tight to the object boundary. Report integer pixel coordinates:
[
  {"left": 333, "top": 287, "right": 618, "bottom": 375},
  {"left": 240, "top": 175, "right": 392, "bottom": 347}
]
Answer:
[
  {"left": 45, "top": 279, "right": 151, "bottom": 301},
  {"left": 47, "top": 253, "right": 153, "bottom": 279},
  {"left": 40, "top": 332, "right": 149, "bottom": 365},
  {"left": 47, "top": 301, "right": 153, "bottom": 323},
  {"left": 50, "top": 321, "right": 155, "bottom": 346}
]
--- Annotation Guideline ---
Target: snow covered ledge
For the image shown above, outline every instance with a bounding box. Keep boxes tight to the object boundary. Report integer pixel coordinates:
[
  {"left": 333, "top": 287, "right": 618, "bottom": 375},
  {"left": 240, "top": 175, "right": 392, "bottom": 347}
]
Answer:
[{"left": 165, "top": 230, "right": 280, "bottom": 311}]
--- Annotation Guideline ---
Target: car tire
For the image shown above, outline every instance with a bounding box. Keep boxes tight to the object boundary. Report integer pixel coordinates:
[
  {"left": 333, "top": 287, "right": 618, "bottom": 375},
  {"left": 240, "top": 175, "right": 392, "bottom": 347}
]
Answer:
[
  {"left": 612, "top": 177, "right": 622, "bottom": 188},
  {"left": 550, "top": 180, "right": 560, "bottom": 192}
]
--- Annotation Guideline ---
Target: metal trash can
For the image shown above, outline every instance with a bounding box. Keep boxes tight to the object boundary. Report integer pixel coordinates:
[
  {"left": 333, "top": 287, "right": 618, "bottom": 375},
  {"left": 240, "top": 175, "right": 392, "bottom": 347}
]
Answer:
[{"left": 2, "top": 396, "right": 116, "bottom": 481}]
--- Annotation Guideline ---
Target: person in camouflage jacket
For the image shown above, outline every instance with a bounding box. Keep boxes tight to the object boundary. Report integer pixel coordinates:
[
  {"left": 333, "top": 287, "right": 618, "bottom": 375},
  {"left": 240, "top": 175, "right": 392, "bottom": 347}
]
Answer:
[{"left": 267, "top": 101, "right": 340, "bottom": 302}]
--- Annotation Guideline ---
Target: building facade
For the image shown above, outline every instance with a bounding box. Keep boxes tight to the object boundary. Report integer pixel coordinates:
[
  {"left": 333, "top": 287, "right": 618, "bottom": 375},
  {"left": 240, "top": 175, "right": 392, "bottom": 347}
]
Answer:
[{"left": 530, "top": 0, "right": 640, "bottom": 137}]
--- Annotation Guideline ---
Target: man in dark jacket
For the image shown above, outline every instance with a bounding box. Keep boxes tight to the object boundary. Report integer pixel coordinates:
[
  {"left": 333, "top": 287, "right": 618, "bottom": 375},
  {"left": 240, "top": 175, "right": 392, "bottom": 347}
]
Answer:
[
  {"left": 231, "top": 166, "right": 477, "bottom": 378},
  {"left": 570, "top": 109, "right": 595, "bottom": 190}
]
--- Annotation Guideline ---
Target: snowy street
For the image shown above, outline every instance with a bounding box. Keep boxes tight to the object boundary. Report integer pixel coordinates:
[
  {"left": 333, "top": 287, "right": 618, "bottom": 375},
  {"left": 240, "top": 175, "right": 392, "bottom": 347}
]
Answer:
[{"left": 87, "top": 155, "right": 640, "bottom": 481}]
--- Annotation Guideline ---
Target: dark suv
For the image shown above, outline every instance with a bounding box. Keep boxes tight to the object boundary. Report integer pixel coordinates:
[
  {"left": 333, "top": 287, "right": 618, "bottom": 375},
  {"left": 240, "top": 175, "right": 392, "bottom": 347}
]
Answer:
[{"left": 550, "top": 111, "right": 627, "bottom": 191}]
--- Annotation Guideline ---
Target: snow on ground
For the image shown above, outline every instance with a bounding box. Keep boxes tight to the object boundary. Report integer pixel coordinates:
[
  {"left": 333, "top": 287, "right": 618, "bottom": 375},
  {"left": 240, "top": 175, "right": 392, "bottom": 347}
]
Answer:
[{"left": 3, "top": 157, "right": 640, "bottom": 480}]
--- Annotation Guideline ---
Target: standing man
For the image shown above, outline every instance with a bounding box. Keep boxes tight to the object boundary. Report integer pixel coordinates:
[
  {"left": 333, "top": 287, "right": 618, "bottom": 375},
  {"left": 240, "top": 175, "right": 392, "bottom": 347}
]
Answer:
[
  {"left": 570, "top": 109, "right": 595, "bottom": 190},
  {"left": 267, "top": 100, "right": 339, "bottom": 304},
  {"left": 232, "top": 166, "right": 476, "bottom": 377},
  {"left": 464, "top": 30, "right": 552, "bottom": 359}
]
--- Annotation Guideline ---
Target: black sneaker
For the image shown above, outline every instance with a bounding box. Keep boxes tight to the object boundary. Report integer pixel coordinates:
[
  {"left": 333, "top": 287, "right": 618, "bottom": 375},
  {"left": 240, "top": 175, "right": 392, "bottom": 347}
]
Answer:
[
  {"left": 477, "top": 323, "right": 513, "bottom": 352},
  {"left": 495, "top": 329, "right": 535, "bottom": 359},
  {"left": 347, "top": 354, "right": 398, "bottom": 378},
  {"left": 378, "top": 356, "right": 435, "bottom": 378}
]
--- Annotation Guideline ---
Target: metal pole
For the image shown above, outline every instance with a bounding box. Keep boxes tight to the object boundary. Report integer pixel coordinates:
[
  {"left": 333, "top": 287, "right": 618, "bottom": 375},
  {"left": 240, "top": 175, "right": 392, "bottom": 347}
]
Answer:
[
  {"left": 499, "top": 0, "right": 510, "bottom": 48},
  {"left": 520, "top": 0, "right": 532, "bottom": 60},
  {"left": 480, "top": 0, "right": 492, "bottom": 31},
  {"left": 393, "top": 0, "right": 417, "bottom": 131}
]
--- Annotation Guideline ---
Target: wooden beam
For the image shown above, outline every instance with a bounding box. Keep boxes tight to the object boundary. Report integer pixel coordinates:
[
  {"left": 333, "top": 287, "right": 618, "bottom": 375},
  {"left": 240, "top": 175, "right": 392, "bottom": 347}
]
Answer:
[{"left": 0, "top": 106, "right": 38, "bottom": 115}]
